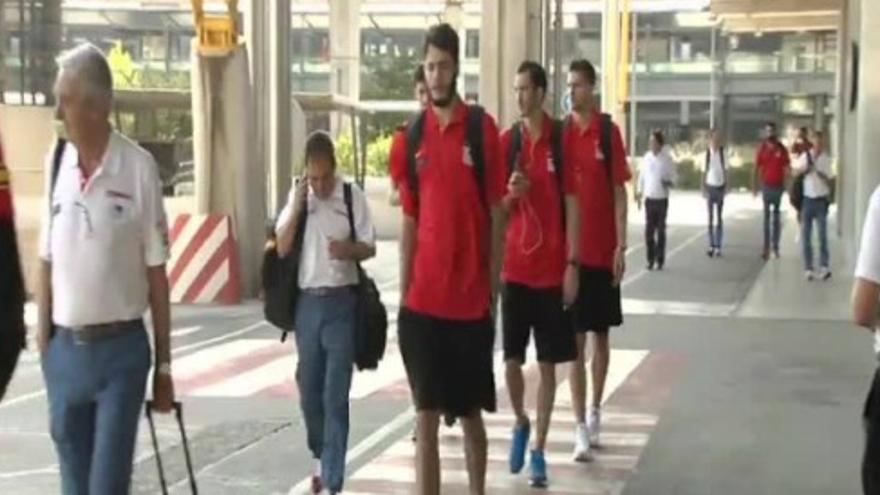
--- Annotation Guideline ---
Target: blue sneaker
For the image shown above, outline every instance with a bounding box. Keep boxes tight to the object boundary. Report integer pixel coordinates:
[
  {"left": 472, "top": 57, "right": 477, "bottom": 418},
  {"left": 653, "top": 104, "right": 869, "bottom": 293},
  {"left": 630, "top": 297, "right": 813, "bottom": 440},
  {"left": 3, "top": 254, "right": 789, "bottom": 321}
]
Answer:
[
  {"left": 509, "top": 421, "right": 530, "bottom": 473},
  {"left": 529, "top": 449, "right": 548, "bottom": 488}
]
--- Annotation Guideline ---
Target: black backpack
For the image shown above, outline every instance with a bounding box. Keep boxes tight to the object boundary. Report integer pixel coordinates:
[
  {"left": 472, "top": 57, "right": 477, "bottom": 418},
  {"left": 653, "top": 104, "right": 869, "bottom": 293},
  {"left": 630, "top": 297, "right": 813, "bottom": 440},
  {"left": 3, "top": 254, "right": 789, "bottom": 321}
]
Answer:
[
  {"left": 262, "top": 198, "right": 308, "bottom": 339},
  {"left": 343, "top": 183, "right": 388, "bottom": 371},
  {"left": 405, "top": 105, "right": 488, "bottom": 214}
]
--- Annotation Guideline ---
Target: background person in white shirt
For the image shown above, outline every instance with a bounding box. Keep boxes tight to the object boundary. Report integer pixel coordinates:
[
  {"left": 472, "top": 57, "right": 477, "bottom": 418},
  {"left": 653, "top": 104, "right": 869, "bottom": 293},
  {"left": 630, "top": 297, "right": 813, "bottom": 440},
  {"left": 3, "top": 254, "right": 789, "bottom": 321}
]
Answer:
[
  {"left": 793, "top": 131, "right": 834, "bottom": 281},
  {"left": 701, "top": 129, "right": 728, "bottom": 258},
  {"left": 275, "top": 132, "right": 376, "bottom": 495},
  {"left": 851, "top": 184, "right": 880, "bottom": 494},
  {"left": 36, "top": 44, "right": 174, "bottom": 495},
  {"left": 636, "top": 130, "right": 676, "bottom": 271}
]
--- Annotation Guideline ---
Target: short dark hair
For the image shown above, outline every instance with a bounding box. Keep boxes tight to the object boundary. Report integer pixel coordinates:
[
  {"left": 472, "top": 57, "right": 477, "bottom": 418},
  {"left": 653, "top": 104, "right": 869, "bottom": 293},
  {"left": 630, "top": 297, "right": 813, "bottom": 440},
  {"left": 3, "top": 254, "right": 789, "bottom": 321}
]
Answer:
[
  {"left": 423, "top": 23, "right": 459, "bottom": 64},
  {"left": 569, "top": 59, "right": 597, "bottom": 87},
  {"left": 305, "top": 131, "right": 336, "bottom": 170},
  {"left": 765, "top": 122, "right": 777, "bottom": 130},
  {"left": 651, "top": 130, "right": 665, "bottom": 146},
  {"left": 413, "top": 64, "right": 426, "bottom": 85},
  {"left": 517, "top": 61, "right": 548, "bottom": 93}
]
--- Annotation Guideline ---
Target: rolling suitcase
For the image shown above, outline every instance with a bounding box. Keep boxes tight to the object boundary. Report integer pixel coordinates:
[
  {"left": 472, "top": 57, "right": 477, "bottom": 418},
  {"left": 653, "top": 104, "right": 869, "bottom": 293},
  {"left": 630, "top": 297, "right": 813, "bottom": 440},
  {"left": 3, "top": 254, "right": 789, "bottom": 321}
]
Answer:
[{"left": 145, "top": 401, "right": 199, "bottom": 494}]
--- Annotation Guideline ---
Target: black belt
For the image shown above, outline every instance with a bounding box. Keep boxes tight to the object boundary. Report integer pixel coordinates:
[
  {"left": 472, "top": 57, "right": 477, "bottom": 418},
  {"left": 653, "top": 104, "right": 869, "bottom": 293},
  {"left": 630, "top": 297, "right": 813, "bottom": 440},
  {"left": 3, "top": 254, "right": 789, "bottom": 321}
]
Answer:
[{"left": 57, "top": 319, "right": 143, "bottom": 344}]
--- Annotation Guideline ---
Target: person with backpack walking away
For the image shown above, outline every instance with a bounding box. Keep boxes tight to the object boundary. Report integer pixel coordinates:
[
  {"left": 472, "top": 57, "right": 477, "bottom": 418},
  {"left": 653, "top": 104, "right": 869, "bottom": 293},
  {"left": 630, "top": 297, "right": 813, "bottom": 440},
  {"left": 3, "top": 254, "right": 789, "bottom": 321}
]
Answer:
[
  {"left": 274, "top": 132, "right": 376, "bottom": 495},
  {"left": 37, "top": 44, "right": 176, "bottom": 495},
  {"left": 702, "top": 129, "right": 729, "bottom": 258},
  {"left": 752, "top": 122, "right": 790, "bottom": 260},
  {"left": 636, "top": 130, "right": 676, "bottom": 271},
  {"left": 389, "top": 23, "right": 506, "bottom": 495},
  {"left": 564, "top": 59, "right": 632, "bottom": 463},
  {"left": 499, "top": 61, "right": 580, "bottom": 488},
  {"left": 793, "top": 130, "right": 833, "bottom": 281}
]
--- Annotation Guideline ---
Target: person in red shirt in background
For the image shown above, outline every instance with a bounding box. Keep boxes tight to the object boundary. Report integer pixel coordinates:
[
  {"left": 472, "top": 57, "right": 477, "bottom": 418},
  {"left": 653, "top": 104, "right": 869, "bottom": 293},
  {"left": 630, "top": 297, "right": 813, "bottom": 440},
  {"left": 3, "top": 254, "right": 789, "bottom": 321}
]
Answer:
[
  {"left": 0, "top": 137, "right": 27, "bottom": 402},
  {"left": 752, "top": 122, "right": 790, "bottom": 259},
  {"left": 499, "top": 61, "right": 579, "bottom": 488},
  {"left": 390, "top": 23, "right": 506, "bottom": 495},
  {"left": 389, "top": 65, "right": 430, "bottom": 206},
  {"left": 564, "top": 59, "right": 632, "bottom": 462}
]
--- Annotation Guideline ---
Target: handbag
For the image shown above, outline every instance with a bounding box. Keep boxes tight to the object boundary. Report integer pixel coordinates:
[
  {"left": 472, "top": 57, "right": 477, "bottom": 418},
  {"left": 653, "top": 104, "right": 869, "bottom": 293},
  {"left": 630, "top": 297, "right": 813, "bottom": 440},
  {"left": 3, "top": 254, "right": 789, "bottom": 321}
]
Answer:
[{"left": 343, "top": 183, "right": 387, "bottom": 371}]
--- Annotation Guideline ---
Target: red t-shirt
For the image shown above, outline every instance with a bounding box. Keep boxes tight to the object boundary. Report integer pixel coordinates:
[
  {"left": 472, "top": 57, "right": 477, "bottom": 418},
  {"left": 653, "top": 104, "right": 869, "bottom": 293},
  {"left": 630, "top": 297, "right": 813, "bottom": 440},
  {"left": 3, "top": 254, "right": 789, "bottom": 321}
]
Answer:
[
  {"left": 756, "top": 139, "right": 790, "bottom": 188},
  {"left": 389, "top": 102, "right": 505, "bottom": 321},
  {"left": 563, "top": 111, "right": 631, "bottom": 270},
  {"left": 500, "top": 114, "right": 569, "bottom": 288}
]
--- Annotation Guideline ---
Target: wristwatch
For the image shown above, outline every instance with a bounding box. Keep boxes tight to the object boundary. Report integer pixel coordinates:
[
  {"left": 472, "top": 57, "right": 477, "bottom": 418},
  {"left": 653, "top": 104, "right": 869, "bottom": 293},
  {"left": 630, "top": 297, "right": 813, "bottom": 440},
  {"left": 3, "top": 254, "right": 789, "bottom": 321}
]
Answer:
[{"left": 567, "top": 259, "right": 579, "bottom": 267}]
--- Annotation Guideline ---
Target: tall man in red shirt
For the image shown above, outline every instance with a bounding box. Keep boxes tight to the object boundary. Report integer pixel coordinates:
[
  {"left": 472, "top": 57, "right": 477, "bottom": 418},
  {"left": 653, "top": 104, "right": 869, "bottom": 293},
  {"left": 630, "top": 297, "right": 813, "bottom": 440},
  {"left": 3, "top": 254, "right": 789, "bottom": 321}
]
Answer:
[
  {"left": 752, "top": 122, "right": 790, "bottom": 259},
  {"left": 500, "top": 61, "right": 579, "bottom": 488},
  {"left": 390, "top": 24, "right": 506, "bottom": 495},
  {"left": 564, "top": 59, "right": 631, "bottom": 462}
]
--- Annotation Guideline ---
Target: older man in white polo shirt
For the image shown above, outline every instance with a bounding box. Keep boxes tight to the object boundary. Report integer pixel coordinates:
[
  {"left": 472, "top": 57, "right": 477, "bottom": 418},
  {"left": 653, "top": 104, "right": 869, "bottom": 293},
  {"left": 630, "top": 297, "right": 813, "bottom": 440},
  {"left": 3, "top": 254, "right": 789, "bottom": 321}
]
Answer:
[
  {"left": 37, "top": 44, "right": 174, "bottom": 495},
  {"left": 275, "top": 132, "right": 376, "bottom": 495}
]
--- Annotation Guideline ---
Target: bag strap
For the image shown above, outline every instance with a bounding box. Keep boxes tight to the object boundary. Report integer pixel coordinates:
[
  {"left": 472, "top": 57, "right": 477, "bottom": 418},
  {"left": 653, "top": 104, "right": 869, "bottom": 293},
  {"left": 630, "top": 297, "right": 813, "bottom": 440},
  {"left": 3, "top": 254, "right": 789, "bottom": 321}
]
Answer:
[
  {"left": 343, "top": 182, "right": 356, "bottom": 242},
  {"left": 405, "top": 110, "right": 427, "bottom": 216},
  {"left": 466, "top": 104, "right": 488, "bottom": 211}
]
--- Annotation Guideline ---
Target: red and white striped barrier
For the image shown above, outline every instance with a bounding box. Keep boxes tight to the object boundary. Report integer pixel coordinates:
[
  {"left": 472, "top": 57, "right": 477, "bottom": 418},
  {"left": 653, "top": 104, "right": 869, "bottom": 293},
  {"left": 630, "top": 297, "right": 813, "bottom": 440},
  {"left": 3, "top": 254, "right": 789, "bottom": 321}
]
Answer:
[{"left": 167, "top": 214, "right": 241, "bottom": 304}]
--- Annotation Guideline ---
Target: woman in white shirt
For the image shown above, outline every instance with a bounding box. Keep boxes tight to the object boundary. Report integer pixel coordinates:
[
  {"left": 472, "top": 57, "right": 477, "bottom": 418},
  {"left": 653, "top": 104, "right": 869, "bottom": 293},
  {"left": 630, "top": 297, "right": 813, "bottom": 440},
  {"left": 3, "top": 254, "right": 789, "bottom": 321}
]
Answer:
[
  {"left": 792, "top": 131, "right": 833, "bottom": 281},
  {"left": 636, "top": 130, "right": 677, "bottom": 271}
]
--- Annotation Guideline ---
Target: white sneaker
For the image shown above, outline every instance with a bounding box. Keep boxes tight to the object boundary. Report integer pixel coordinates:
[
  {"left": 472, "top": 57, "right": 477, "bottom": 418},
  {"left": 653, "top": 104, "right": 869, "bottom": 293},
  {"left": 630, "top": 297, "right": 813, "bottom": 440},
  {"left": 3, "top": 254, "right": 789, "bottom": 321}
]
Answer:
[
  {"left": 588, "top": 408, "right": 601, "bottom": 446},
  {"left": 805, "top": 270, "right": 815, "bottom": 281},
  {"left": 573, "top": 423, "right": 592, "bottom": 462},
  {"left": 818, "top": 267, "right": 832, "bottom": 281}
]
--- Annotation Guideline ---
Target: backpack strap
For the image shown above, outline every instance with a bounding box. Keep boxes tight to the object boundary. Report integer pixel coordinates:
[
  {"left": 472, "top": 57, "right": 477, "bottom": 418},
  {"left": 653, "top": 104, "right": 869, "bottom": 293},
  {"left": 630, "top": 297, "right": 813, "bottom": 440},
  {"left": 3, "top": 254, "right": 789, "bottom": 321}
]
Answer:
[
  {"left": 343, "top": 182, "right": 356, "bottom": 242},
  {"left": 405, "top": 110, "right": 427, "bottom": 216},
  {"left": 51, "top": 138, "right": 66, "bottom": 197},
  {"left": 466, "top": 104, "right": 488, "bottom": 210},
  {"left": 508, "top": 122, "right": 523, "bottom": 177},
  {"left": 599, "top": 113, "right": 613, "bottom": 185}
]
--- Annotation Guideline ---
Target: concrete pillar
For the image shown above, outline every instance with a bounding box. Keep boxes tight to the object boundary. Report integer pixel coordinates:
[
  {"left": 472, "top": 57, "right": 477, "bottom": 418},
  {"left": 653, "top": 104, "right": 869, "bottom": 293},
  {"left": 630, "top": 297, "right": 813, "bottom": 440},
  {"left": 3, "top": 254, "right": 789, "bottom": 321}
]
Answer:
[
  {"left": 855, "top": 0, "right": 880, "bottom": 248},
  {"left": 834, "top": 0, "right": 853, "bottom": 240},
  {"left": 601, "top": 0, "right": 623, "bottom": 123},
  {"left": 329, "top": 0, "right": 360, "bottom": 101},
  {"left": 813, "top": 94, "right": 826, "bottom": 132},
  {"left": 268, "top": 0, "right": 292, "bottom": 216},
  {"left": 191, "top": 44, "right": 264, "bottom": 298},
  {"left": 443, "top": 0, "right": 467, "bottom": 98},
  {"left": 479, "top": 0, "right": 543, "bottom": 128}
]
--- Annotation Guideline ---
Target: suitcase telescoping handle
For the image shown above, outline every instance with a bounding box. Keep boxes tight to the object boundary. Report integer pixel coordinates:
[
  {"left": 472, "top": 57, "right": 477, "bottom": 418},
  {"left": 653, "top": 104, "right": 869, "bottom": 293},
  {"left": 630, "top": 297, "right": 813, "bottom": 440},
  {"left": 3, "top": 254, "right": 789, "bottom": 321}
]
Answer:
[{"left": 145, "top": 401, "right": 199, "bottom": 494}]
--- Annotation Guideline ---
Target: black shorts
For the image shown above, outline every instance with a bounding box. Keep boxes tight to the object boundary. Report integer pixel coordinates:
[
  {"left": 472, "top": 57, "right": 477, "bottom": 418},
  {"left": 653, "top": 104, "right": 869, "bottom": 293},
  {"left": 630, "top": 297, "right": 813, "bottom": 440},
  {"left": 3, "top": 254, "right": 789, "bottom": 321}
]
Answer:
[
  {"left": 398, "top": 307, "right": 497, "bottom": 417},
  {"left": 502, "top": 283, "right": 576, "bottom": 364},
  {"left": 572, "top": 266, "right": 623, "bottom": 332}
]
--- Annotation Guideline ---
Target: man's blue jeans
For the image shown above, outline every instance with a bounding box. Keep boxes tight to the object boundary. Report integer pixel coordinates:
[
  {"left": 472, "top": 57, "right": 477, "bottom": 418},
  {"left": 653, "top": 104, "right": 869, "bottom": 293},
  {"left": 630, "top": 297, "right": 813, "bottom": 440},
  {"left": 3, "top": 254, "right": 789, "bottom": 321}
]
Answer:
[
  {"left": 763, "top": 185, "right": 784, "bottom": 254},
  {"left": 41, "top": 322, "right": 151, "bottom": 495},
  {"left": 801, "top": 196, "right": 830, "bottom": 271},
  {"left": 294, "top": 289, "right": 357, "bottom": 494}
]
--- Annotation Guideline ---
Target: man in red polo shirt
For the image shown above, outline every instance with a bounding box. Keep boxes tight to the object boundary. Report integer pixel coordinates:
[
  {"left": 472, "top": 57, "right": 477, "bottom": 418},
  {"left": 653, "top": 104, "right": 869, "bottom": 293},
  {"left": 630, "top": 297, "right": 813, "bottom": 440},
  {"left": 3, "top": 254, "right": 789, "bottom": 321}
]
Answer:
[
  {"left": 389, "top": 23, "right": 505, "bottom": 495},
  {"left": 564, "top": 59, "right": 631, "bottom": 463},
  {"left": 499, "top": 61, "right": 579, "bottom": 488},
  {"left": 0, "top": 136, "right": 26, "bottom": 402},
  {"left": 752, "top": 122, "right": 790, "bottom": 259}
]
